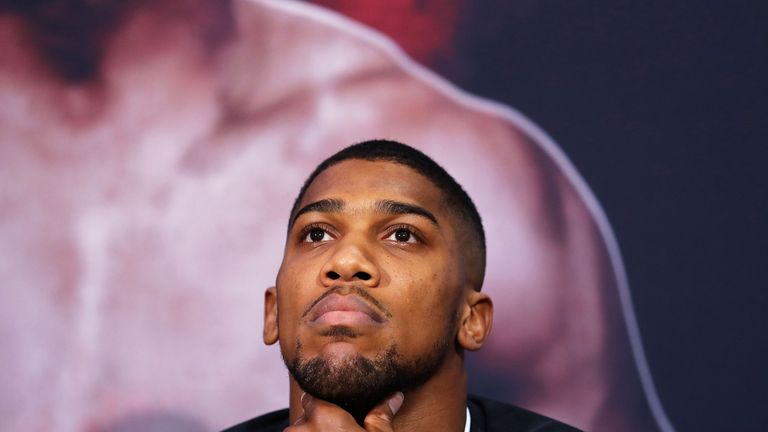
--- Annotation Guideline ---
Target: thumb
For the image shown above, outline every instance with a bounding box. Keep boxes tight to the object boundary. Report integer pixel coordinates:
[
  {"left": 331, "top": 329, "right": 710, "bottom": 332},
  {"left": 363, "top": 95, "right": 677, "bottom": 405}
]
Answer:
[{"left": 363, "top": 392, "right": 404, "bottom": 432}]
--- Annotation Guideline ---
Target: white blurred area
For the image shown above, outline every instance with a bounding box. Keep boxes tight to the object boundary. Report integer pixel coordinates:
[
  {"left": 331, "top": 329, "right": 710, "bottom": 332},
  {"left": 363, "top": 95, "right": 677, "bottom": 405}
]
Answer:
[{"left": 0, "top": 0, "right": 667, "bottom": 431}]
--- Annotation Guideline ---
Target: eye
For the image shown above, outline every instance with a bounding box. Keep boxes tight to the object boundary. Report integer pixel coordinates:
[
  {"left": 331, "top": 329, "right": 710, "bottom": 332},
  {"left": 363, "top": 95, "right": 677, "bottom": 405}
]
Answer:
[
  {"left": 385, "top": 227, "right": 418, "bottom": 244},
  {"left": 303, "top": 227, "right": 333, "bottom": 243}
]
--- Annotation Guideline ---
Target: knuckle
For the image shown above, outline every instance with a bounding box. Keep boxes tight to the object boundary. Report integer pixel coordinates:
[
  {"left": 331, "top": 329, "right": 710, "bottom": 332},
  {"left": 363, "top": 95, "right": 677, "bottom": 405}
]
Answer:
[{"left": 363, "top": 411, "right": 393, "bottom": 430}]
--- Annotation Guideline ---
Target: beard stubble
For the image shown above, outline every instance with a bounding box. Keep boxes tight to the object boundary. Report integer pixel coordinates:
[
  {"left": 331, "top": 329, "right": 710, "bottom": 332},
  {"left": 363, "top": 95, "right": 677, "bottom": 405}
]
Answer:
[{"left": 286, "top": 321, "right": 456, "bottom": 424}]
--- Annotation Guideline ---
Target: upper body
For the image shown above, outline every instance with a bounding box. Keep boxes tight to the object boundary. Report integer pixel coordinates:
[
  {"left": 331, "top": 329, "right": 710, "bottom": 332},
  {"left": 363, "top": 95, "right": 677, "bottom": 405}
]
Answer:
[{"left": 229, "top": 141, "right": 582, "bottom": 431}]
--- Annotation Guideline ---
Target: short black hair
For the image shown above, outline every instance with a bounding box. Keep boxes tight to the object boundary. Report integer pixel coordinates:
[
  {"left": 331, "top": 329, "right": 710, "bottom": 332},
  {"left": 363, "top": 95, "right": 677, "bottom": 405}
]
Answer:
[{"left": 288, "top": 139, "right": 486, "bottom": 290}]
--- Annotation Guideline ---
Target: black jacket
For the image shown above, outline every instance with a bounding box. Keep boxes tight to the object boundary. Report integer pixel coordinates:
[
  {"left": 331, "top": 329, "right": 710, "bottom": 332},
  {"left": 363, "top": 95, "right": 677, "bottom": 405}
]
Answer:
[{"left": 221, "top": 394, "right": 582, "bottom": 431}]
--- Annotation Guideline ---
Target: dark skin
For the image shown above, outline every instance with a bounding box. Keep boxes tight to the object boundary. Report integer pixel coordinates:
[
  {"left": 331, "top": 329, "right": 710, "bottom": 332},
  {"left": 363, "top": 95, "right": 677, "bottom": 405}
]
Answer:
[{"left": 263, "top": 160, "right": 493, "bottom": 431}]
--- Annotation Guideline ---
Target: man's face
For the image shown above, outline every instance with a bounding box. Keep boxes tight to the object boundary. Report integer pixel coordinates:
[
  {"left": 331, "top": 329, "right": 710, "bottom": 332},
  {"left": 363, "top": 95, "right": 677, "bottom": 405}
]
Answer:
[{"left": 267, "top": 159, "right": 469, "bottom": 413}]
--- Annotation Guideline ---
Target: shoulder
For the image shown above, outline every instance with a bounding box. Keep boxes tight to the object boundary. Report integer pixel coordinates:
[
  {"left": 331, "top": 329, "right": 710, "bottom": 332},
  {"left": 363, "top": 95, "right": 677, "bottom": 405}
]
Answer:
[
  {"left": 468, "top": 395, "right": 583, "bottom": 432},
  {"left": 220, "top": 408, "right": 289, "bottom": 432},
  {"left": 230, "top": 0, "right": 526, "bottom": 150}
]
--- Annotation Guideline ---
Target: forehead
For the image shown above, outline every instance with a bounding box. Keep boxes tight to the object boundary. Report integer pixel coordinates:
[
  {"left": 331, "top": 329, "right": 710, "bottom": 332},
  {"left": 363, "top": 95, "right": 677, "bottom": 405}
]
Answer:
[{"left": 300, "top": 160, "right": 444, "bottom": 210}]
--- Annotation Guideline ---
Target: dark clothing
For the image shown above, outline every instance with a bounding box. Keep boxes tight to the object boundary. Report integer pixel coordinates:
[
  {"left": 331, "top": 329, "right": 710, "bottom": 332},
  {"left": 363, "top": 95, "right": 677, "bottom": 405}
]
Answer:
[
  {"left": 221, "top": 394, "right": 582, "bottom": 431},
  {"left": 467, "top": 395, "right": 582, "bottom": 431},
  {"left": 223, "top": 407, "right": 288, "bottom": 432}
]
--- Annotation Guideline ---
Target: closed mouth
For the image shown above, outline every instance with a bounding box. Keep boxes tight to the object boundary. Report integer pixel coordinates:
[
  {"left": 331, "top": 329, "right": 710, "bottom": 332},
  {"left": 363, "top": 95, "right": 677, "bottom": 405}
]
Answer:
[{"left": 307, "top": 293, "right": 385, "bottom": 324}]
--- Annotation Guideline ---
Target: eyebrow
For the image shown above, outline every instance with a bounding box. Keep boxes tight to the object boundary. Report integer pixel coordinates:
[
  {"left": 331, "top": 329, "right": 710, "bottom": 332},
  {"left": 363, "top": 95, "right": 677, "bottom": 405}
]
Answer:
[
  {"left": 375, "top": 199, "right": 438, "bottom": 226},
  {"left": 291, "top": 199, "right": 344, "bottom": 227},
  {"left": 290, "top": 198, "right": 439, "bottom": 227}
]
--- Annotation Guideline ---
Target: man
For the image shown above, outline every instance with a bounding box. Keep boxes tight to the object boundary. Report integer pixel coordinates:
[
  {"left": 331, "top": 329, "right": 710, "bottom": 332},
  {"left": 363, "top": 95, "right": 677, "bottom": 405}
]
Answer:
[{"left": 224, "top": 140, "right": 581, "bottom": 431}]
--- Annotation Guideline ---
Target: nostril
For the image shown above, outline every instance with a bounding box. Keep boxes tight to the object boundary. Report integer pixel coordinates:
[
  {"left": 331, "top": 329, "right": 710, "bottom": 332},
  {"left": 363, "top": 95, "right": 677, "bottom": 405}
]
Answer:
[
  {"left": 327, "top": 271, "right": 341, "bottom": 280},
  {"left": 354, "top": 272, "right": 371, "bottom": 281}
]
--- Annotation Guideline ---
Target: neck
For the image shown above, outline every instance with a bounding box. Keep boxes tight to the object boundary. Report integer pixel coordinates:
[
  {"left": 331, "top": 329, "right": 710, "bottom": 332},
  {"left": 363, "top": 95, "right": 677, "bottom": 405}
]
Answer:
[{"left": 288, "top": 352, "right": 469, "bottom": 432}]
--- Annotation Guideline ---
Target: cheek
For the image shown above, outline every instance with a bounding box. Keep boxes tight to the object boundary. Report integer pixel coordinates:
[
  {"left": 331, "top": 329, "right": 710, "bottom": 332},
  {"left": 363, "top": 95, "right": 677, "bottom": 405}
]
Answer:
[
  {"left": 278, "top": 249, "right": 330, "bottom": 296},
  {"left": 275, "top": 296, "right": 296, "bottom": 351},
  {"left": 274, "top": 269, "right": 309, "bottom": 346},
  {"left": 390, "top": 264, "right": 461, "bottom": 348}
]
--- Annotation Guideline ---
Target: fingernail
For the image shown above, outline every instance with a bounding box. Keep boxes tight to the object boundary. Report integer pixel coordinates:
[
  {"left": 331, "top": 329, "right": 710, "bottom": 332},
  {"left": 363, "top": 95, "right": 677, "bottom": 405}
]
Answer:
[{"left": 387, "top": 392, "right": 404, "bottom": 415}]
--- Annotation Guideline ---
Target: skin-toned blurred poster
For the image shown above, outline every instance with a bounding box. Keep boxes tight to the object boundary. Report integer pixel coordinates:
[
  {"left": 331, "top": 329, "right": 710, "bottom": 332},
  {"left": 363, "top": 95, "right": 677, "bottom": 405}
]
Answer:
[{"left": 0, "top": 0, "right": 701, "bottom": 430}]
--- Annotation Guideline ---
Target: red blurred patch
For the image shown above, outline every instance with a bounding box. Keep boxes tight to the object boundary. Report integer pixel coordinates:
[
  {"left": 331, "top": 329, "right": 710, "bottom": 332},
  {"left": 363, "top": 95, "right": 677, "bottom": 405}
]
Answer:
[{"left": 309, "top": 0, "right": 461, "bottom": 67}]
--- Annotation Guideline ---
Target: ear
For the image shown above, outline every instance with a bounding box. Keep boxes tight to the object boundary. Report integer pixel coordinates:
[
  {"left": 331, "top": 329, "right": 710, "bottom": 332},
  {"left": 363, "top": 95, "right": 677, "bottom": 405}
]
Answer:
[
  {"left": 456, "top": 290, "right": 493, "bottom": 351},
  {"left": 263, "top": 286, "right": 279, "bottom": 345}
]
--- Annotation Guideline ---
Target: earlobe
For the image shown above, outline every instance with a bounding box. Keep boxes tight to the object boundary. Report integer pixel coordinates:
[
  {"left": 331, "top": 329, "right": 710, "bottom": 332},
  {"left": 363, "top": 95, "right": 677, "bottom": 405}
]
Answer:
[
  {"left": 457, "top": 290, "right": 493, "bottom": 351},
  {"left": 263, "top": 287, "right": 279, "bottom": 345}
]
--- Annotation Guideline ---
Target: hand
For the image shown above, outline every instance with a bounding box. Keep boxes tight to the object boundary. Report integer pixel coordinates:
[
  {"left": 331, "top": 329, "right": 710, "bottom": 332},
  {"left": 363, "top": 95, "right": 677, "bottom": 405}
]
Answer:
[{"left": 286, "top": 392, "right": 404, "bottom": 432}]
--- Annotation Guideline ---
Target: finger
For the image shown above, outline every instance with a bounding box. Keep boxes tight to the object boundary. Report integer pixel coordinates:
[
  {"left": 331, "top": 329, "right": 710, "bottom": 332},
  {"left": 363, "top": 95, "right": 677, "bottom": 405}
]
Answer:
[
  {"left": 363, "top": 392, "right": 404, "bottom": 432},
  {"left": 291, "top": 413, "right": 306, "bottom": 426},
  {"left": 286, "top": 393, "right": 310, "bottom": 428},
  {"left": 295, "top": 393, "right": 361, "bottom": 430},
  {"left": 292, "top": 392, "right": 314, "bottom": 426},
  {"left": 299, "top": 392, "right": 314, "bottom": 418},
  {"left": 283, "top": 394, "right": 311, "bottom": 431}
]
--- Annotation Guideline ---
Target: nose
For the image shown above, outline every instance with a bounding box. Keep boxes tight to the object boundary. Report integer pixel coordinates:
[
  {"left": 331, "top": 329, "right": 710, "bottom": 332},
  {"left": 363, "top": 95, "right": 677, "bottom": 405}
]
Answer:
[{"left": 319, "top": 236, "right": 380, "bottom": 287}]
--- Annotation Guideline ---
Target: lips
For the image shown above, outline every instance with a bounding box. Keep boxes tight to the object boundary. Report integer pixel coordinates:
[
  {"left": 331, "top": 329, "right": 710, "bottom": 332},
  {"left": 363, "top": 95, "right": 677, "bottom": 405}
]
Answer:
[{"left": 307, "top": 293, "right": 385, "bottom": 326}]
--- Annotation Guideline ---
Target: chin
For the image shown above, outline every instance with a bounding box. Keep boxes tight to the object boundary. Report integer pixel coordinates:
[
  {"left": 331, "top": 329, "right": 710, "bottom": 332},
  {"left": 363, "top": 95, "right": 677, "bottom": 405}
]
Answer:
[{"left": 290, "top": 342, "right": 393, "bottom": 402}]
